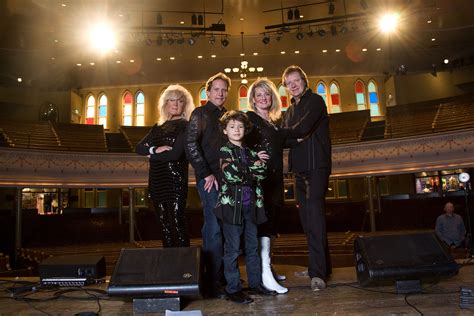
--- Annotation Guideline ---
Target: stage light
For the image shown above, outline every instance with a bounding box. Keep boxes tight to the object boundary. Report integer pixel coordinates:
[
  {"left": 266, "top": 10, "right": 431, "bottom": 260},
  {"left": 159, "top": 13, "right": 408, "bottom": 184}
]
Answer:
[
  {"left": 287, "top": 9, "right": 293, "bottom": 20},
  {"left": 378, "top": 12, "right": 400, "bottom": 33},
  {"left": 187, "top": 38, "right": 196, "bottom": 46},
  {"left": 294, "top": 8, "right": 301, "bottom": 20},
  {"left": 87, "top": 22, "right": 116, "bottom": 53},
  {"left": 167, "top": 37, "right": 174, "bottom": 45},
  {"left": 318, "top": 29, "right": 326, "bottom": 37},
  {"left": 221, "top": 37, "right": 229, "bottom": 47},
  {"left": 430, "top": 64, "right": 437, "bottom": 77},
  {"left": 262, "top": 34, "right": 270, "bottom": 44},
  {"left": 444, "top": 58, "right": 449, "bottom": 64},
  {"left": 340, "top": 26, "right": 348, "bottom": 34},
  {"left": 296, "top": 31, "right": 304, "bottom": 40},
  {"left": 397, "top": 64, "right": 407, "bottom": 75},
  {"left": 209, "top": 35, "right": 216, "bottom": 45},
  {"left": 328, "top": 2, "right": 335, "bottom": 14},
  {"left": 177, "top": 37, "right": 184, "bottom": 45}
]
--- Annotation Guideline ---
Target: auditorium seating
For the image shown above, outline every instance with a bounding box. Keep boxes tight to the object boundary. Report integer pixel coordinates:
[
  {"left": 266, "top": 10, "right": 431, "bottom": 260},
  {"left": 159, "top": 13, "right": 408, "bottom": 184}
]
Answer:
[
  {"left": 53, "top": 122, "right": 107, "bottom": 152},
  {"left": 384, "top": 101, "right": 439, "bottom": 139},
  {"left": 329, "top": 110, "right": 370, "bottom": 144},
  {"left": 433, "top": 100, "right": 474, "bottom": 132},
  {"left": 0, "top": 120, "right": 63, "bottom": 151},
  {"left": 1, "top": 94, "right": 473, "bottom": 153},
  {"left": 119, "top": 125, "right": 150, "bottom": 150}
]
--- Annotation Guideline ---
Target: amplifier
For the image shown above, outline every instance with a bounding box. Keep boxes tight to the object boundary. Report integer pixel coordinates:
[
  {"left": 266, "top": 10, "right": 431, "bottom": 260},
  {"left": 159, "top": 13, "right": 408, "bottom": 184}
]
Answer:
[{"left": 39, "top": 254, "right": 106, "bottom": 286}]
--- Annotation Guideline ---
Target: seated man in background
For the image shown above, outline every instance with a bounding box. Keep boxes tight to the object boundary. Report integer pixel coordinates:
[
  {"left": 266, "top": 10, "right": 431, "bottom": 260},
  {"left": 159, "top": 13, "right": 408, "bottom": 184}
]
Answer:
[{"left": 435, "top": 202, "right": 467, "bottom": 248}]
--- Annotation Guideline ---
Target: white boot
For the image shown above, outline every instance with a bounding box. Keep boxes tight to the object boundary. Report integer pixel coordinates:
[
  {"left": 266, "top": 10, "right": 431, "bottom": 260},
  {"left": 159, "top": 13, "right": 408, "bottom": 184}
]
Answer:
[
  {"left": 270, "top": 235, "right": 286, "bottom": 281},
  {"left": 260, "top": 237, "right": 288, "bottom": 294}
]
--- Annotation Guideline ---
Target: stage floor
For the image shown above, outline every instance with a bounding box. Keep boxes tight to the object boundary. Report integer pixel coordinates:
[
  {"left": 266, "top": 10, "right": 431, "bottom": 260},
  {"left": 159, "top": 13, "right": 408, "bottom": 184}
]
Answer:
[{"left": 1, "top": 261, "right": 473, "bottom": 315}]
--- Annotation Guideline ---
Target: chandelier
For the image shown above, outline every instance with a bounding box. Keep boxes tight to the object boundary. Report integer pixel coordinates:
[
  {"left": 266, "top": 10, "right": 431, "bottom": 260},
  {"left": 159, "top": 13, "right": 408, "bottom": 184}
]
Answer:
[{"left": 224, "top": 32, "right": 263, "bottom": 84}]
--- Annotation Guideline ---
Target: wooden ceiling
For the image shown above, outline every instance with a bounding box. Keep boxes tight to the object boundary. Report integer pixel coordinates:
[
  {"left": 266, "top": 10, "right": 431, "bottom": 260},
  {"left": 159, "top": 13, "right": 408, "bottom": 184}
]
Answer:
[{"left": 1, "top": 0, "right": 474, "bottom": 89}]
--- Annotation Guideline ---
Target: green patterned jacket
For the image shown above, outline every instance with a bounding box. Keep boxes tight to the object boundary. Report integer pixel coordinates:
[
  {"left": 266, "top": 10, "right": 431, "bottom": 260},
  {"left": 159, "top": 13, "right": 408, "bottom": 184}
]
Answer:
[{"left": 214, "top": 141, "right": 267, "bottom": 225}]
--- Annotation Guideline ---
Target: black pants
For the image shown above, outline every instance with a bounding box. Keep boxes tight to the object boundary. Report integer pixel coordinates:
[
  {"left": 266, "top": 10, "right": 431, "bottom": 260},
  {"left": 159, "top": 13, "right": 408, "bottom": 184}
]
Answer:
[
  {"left": 153, "top": 200, "right": 190, "bottom": 248},
  {"left": 295, "top": 168, "right": 332, "bottom": 280}
]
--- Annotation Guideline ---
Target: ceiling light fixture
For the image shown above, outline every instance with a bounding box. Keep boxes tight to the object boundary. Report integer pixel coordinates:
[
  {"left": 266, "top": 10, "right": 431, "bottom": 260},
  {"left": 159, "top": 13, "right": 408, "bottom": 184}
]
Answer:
[{"left": 224, "top": 32, "right": 263, "bottom": 84}]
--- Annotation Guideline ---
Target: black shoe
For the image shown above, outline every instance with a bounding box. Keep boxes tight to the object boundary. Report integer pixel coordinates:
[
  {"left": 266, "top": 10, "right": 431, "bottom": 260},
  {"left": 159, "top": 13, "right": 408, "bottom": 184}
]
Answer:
[
  {"left": 248, "top": 284, "right": 278, "bottom": 296},
  {"left": 226, "top": 291, "right": 253, "bottom": 304},
  {"left": 209, "top": 285, "right": 226, "bottom": 299}
]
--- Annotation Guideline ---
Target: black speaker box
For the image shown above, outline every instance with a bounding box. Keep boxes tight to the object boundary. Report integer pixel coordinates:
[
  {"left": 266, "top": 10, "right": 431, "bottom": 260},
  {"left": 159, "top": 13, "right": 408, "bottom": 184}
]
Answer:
[
  {"left": 354, "top": 232, "right": 459, "bottom": 287},
  {"left": 107, "top": 247, "right": 202, "bottom": 297}
]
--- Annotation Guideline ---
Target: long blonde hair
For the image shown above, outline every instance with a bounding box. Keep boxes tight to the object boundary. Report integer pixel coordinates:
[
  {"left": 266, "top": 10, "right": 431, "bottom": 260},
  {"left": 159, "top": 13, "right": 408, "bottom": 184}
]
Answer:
[
  {"left": 157, "top": 84, "right": 195, "bottom": 125},
  {"left": 247, "top": 78, "right": 282, "bottom": 121}
]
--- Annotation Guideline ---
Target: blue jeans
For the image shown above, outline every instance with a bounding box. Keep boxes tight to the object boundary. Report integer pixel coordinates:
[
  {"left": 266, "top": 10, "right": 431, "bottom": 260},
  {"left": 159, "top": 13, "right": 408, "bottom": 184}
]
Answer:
[
  {"left": 197, "top": 179, "right": 223, "bottom": 285},
  {"left": 222, "top": 206, "right": 261, "bottom": 294}
]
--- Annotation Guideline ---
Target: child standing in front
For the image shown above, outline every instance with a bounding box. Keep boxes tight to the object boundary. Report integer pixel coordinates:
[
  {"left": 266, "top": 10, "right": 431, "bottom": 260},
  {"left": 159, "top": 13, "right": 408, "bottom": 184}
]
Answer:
[{"left": 215, "top": 110, "right": 277, "bottom": 304}]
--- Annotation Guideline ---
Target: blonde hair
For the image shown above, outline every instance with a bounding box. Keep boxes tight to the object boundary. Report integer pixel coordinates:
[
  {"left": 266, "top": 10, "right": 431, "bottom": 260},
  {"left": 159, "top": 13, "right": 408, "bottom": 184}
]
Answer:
[
  {"left": 157, "top": 84, "right": 195, "bottom": 125},
  {"left": 247, "top": 78, "right": 282, "bottom": 121}
]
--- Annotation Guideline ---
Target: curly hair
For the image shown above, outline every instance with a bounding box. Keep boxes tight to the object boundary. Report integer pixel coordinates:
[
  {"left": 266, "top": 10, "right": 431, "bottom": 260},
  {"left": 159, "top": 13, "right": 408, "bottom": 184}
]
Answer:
[
  {"left": 247, "top": 77, "right": 282, "bottom": 121},
  {"left": 157, "top": 84, "right": 195, "bottom": 125},
  {"left": 219, "top": 110, "right": 252, "bottom": 136}
]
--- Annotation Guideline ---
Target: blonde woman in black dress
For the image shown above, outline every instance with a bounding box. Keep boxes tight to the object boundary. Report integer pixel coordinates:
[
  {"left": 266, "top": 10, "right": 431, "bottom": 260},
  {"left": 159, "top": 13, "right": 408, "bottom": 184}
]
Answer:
[
  {"left": 246, "top": 78, "right": 289, "bottom": 294},
  {"left": 136, "top": 84, "right": 195, "bottom": 247}
]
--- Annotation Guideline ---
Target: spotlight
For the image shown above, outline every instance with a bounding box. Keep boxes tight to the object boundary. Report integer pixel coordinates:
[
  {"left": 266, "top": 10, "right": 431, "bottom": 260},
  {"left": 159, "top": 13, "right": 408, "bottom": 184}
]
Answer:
[
  {"left": 221, "top": 37, "right": 229, "bottom": 47},
  {"left": 430, "top": 64, "right": 437, "bottom": 77},
  {"left": 187, "top": 37, "right": 196, "bottom": 46},
  {"left": 167, "top": 37, "right": 174, "bottom": 45},
  {"left": 198, "top": 14, "right": 204, "bottom": 25},
  {"left": 177, "top": 37, "right": 184, "bottom": 45},
  {"left": 331, "top": 25, "right": 337, "bottom": 36},
  {"left": 296, "top": 32, "right": 304, "bottom": 40},
  {"left": 443, "top": 58, "right": 449, "bottom": 64},
  {"left": 262, "top": 34, "right": 270, "bottom": 44},
  {"left": 191, "top": 13, "right": 197, "bottom": 25},
  {"left": 209, "top": 35, "right": 216, "bottom": 45},
  {"left": 397, "top": 64, "right": 407, "bottom": 75},
  {"left": 156, "top": 13, "right": 163, "bottom": 25},
  {"left": 294, "top": 8, "right": 300, "bottom": 20},
  {"left": 340, "top": 26, "right": 348, "bottom": 34},
  {"left": 318, "top": 29, "right": 326, "bottom": 37},
  {"left": 287, "top": 9, "right": 293, "bottom": 20},
  {"left": 328, "top": 2, "right": 335, "bottom": 14},
  {"left": 360, "top": 0, "right": 368, "bottom": 10}
]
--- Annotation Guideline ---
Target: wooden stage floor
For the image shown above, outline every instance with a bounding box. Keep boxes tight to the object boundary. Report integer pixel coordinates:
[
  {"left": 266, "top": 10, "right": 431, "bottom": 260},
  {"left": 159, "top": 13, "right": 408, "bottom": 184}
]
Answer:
[{"left": 1, "top": 261, "right": 473, "bottom": 315}]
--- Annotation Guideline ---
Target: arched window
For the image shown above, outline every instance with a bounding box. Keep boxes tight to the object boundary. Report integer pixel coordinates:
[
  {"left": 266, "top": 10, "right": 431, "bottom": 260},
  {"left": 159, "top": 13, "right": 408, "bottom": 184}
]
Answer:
[
  {"left": 354, "top": 80, "right": 366, "bottom": 111},
  {"left": 368, "top": 80, "right": 380, "bottom": 116},
  {"left": 199, "top": 87, "right": 207, "bottom": 106},
  {"left": 239, "top": 85, "right": 248, "bottom": 111},
  {"left": 98, "top": 94, "right": 107, "bottom": 128},
  {"left": 122, "top": 91, "right": 133, "bottom": 126},
  {"left": 329, "top": 81, "right": 341, "bottom": 113},
  {"left": 316, "top": 81, "right": 329, "bottom": 108},
  {"left": 278, "top": 84, "right": 289, "bottom": 111},
  {"left": 86, "top": 95, "right": 95, "bottom": 125},
  {"left": 136, "top": 91, "right": 145, "bottom": 126}
]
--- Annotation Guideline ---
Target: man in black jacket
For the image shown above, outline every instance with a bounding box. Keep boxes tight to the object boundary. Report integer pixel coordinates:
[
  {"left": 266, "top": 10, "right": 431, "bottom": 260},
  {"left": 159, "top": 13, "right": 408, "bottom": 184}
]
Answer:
[
  {"left": 185, "top": 72, "right": 231, "bottom": 298},
  {"left": 282, "top": 65, "right": 332, "bottom": 291}
]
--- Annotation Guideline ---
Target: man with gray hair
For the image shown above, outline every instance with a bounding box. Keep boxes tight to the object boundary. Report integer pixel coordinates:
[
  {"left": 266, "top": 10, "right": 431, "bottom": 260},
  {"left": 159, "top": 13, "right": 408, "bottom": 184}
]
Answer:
[{"left": 435, "top": 202, "right": 466, "bottom": 248}]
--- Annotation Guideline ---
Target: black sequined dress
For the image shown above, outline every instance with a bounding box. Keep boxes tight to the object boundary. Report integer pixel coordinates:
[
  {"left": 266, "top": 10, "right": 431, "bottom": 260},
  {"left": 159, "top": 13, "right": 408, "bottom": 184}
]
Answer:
[{"left": 136, "top": 119, "right": 189, "bottom": 247}]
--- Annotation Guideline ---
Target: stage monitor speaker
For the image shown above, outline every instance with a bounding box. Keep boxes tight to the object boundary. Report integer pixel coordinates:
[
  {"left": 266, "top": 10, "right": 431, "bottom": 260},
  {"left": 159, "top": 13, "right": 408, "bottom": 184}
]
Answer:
[
  {"left": 354, "top": 232, "right": 459, "bottom": 287},
  {"left": 107, "top": 247, "right": 202, "bottom": 298}
]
